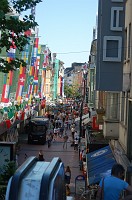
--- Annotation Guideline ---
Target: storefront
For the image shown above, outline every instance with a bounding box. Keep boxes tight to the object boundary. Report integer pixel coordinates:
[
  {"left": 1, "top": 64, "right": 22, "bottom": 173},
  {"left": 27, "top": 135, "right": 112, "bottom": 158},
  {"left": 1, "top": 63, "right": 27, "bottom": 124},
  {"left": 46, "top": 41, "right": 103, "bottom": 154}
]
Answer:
[{"left": 79, "top": 137, "right": 87, "bottom": 178}]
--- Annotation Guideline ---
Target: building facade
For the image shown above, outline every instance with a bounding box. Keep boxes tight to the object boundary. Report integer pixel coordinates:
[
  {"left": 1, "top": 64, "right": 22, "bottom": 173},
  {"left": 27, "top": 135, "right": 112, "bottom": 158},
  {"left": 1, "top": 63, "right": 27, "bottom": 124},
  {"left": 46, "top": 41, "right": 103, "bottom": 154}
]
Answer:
[{"left": 96, "top": 0, "right": 132, "bottom": 183}]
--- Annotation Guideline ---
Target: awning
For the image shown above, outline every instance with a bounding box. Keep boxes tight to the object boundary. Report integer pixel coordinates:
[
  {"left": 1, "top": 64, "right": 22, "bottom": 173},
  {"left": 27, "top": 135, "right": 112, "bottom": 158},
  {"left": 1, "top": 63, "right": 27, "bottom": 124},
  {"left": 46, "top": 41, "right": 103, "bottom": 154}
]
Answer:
[
  {"left": 87, "top": 145, "right": 116, "bottom": 185},
  {"left": 83, "top": 117, "right": 91, "bottom": 125},
  {"left": 75, "top": 114, "right": 90, "bottom": 122}
]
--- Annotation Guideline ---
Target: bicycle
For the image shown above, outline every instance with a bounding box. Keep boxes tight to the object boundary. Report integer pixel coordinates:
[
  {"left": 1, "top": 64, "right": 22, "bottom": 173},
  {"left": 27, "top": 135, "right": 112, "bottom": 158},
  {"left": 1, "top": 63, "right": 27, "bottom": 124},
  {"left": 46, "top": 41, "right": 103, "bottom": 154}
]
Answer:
[
  {"left": 0, "top": 194, "right": 6, "bottom": 200},
  {"left": 79, "top": 188, "right": 98, "bottom": 200}
]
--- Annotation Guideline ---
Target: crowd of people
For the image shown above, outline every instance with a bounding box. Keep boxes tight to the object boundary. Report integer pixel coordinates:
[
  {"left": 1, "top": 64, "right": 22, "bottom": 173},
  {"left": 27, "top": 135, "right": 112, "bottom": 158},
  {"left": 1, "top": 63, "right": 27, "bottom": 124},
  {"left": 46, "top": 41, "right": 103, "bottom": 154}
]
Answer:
[
  {"left": 42, "top": 103, "right": 81, "bottom": 196},
  {"left": 44, "top": 106, "right": 81, "bottom": 152}
]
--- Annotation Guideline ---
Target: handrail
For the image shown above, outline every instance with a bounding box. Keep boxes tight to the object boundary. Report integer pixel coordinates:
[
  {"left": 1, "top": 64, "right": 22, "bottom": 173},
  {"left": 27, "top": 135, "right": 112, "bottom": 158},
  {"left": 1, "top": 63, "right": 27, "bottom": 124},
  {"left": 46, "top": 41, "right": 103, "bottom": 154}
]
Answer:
[
  {"left": 9, "top": 156, "right": 38, "bottom": 200},
  {"left": 39, "top": 157, "right": 62, "bottom": 200}
]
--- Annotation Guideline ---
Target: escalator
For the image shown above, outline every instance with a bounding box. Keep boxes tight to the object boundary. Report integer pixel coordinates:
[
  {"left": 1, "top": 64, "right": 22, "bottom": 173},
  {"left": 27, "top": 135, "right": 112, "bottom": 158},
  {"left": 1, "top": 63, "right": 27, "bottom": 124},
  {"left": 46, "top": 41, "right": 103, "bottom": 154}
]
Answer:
[{"left": 6, "top": 157, "right": 66, "bottom": 200}]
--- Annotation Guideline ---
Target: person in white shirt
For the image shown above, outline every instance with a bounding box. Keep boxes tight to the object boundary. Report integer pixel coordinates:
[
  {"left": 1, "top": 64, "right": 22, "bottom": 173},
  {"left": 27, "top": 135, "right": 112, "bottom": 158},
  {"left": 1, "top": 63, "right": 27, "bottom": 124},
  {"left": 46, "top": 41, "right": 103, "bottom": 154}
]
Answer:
[
  {"left": 74, "top": 131, "right": 79, "bottom": 139},
  {"left": 74, "top": 137, "right": 79, "bottom": 151}
]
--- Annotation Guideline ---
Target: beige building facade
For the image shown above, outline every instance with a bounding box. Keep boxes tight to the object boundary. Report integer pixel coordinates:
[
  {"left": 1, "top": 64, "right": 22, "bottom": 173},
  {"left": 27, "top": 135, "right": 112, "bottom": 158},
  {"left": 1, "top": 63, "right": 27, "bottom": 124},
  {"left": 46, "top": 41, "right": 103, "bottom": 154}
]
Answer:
[{"left": 110, "top": 0, "right": 132, "bottom": 183}]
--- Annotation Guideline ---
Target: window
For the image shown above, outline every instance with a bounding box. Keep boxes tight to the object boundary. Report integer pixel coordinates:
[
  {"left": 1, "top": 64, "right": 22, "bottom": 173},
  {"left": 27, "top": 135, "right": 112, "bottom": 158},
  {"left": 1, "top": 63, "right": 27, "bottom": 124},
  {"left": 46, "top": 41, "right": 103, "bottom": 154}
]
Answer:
[
  {"left": 125, "top": 93, "right": 128, "bottom": 126},
  {"left": 107, "top": 93, "right": 119, "bottom": 120},
  {"left": 124, "top": 28, "right": 127, "bottom": 60},
  {"left": 103, "top": 36, "right": 122, "bottom": 62},
  {"left": 128, "top": 23, "right": 131, "bottom": 59},
  {"left": 121, "top": 92, "right": 125, "bottom": 121},
  {"left": 111, "top": 7, "right": 123, "bottom": 31}
]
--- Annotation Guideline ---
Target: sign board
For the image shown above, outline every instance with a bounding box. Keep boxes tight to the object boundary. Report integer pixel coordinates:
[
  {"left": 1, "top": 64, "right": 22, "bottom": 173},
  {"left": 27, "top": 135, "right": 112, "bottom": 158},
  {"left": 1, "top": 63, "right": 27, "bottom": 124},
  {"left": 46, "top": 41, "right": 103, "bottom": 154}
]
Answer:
[
  {"left": 75, "top": 175, "right": 86, "bottom": 195},
  {"left": 0, "top": 142, "right": 16, "bottom": 167}
]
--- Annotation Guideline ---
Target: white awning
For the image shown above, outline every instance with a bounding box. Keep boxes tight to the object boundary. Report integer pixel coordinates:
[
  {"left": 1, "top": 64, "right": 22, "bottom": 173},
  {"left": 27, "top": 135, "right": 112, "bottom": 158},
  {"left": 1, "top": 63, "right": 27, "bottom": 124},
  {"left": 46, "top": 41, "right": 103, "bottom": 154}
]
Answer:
[
  {"left": 83, "top": 117, "right": 91, "bottom": 125},
  {"left": 75, "top": 114, "right": 89, "bottom": 122}
]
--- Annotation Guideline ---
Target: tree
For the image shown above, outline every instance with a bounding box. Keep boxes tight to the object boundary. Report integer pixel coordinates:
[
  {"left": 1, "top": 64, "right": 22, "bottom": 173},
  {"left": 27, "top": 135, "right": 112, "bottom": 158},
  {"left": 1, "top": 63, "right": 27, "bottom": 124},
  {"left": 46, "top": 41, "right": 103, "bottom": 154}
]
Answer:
[
  {"left": 0, "top": 0, "right": 42, "bottom": 73},
  {"left": 0, "top": 161, "right": 17, "bottom": 197},
  {"left": 0, "top": 161, "right": 17, "bottom": 184},
  {"left": 64, "top": 83, "right": 81, "bottom": 99}
]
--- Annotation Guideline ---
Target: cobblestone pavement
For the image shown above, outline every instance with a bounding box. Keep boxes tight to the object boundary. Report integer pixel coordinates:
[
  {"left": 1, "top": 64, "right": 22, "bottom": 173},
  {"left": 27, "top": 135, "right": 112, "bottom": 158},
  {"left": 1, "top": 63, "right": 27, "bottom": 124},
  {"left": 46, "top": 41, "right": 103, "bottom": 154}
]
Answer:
[{"left": 18, "top": 128, "right": 83, "bottom": 198}]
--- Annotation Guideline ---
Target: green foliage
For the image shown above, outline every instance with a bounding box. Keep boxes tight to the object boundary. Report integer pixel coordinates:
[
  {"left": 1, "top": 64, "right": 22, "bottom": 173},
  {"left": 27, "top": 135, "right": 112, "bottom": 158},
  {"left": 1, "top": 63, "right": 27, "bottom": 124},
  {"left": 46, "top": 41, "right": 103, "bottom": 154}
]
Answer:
[
  {"left": 64, "top": 84, "right": 81, "bottom": 99},
  {"left": 0, "top": 0, "right": 42, "bottom": 73},
  {"left": 0, "top": 161, "right": 17, "bottom": 197},
  {"left": 0, "top": 161, "right": 17, "bottom": 184}
]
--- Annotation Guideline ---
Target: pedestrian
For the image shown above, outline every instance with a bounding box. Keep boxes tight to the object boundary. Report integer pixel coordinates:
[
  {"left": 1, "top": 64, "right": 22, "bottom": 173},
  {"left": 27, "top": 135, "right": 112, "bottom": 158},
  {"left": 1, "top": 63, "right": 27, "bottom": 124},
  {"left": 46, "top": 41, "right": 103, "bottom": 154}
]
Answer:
[
  {"left": 68, "top": 117, "right": 72, "bottom": 129},
  {"left": 38, "top": 150, "right": 45, "bottom": 161},
  {"left": 53, "top": 127, "right": 58, "bottom": 139},
  {"left": 70, "top": 123, "right": 75, "bottom": 144},
  {"left": 66, "top": 185, "right": 71, "bottom": 196},
  {"left": 74, "top": 131, "right": 79, "bottom": 139},
  {"left": 96, "top": 163, "right": 132, "bottom": 200},
  {"left": 82, "top": 122, "right": 86, "bottom": 138},
  {"left": 64, "top": 121, "right": 68, "bottom": 131},
  {"left": 50, "top": 131, "right": 54, "bottom": 141},
  {"left": 55, "top": 118, "right": 59, "bottom": 128},
  {"left": 57, "top": 127, "right": 60, "bottom": 137},
  {"left": 59, "top": 126, "right": 64, "bottom": 138},
  {"left": 74, "top": 137, "right": 79, "bottom": 151},
  {"left": 63, "top": 133, "right": 68, "bottom": 149},
  {"left": 47, "top": 134, "right": 51, "bottom": 148},
  {"left": 65, "top": 166, "right": 71, "bottom": 186},
  {"left": 25, "top": 153, "right": 28, "bottom": 159}
]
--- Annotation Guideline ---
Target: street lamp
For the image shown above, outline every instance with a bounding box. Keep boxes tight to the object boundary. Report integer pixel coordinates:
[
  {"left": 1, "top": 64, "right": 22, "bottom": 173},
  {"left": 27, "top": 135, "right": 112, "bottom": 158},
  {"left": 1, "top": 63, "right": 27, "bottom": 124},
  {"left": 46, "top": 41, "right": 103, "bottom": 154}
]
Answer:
[{"left": 79, "top": 63, "right": 88, "bottom": 142}]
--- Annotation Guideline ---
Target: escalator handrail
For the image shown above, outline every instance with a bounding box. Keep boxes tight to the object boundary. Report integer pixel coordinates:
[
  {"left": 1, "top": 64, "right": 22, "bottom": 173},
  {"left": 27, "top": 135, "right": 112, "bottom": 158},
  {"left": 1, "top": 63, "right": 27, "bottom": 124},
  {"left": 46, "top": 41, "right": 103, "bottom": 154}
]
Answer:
[
  {"left": 9, "top": 156, "right": 38, "bottom": 200},
  {"left": 39, "top": 157, "right": 62, "bottom": 200}
]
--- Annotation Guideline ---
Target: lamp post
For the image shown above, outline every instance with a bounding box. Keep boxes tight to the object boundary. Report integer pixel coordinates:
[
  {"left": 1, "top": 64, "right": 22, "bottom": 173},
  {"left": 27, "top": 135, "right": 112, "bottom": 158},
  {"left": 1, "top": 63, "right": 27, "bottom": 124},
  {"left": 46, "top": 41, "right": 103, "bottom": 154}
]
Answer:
[{"left": 79, "top": 63, "right": 88, "bottom": 142}]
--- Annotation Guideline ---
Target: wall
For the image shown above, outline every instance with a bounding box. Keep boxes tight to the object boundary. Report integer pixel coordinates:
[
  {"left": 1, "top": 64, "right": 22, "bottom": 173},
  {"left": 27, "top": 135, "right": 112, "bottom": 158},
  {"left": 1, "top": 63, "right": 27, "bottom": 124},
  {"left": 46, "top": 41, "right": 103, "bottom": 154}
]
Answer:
[
  {"left": 96, "top": 0, "right": 125, "bottom": 91},
  {"left": 103, "top": 119, "right": 119, "bottom": 138}
]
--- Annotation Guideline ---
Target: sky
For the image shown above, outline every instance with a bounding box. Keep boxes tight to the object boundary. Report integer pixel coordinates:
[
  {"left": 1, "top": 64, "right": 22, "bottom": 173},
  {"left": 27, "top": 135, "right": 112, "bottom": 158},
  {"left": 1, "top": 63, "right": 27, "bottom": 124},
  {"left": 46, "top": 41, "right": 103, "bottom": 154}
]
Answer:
[{"left": 35, "top": 0, "right": 98, "bottom": 68}]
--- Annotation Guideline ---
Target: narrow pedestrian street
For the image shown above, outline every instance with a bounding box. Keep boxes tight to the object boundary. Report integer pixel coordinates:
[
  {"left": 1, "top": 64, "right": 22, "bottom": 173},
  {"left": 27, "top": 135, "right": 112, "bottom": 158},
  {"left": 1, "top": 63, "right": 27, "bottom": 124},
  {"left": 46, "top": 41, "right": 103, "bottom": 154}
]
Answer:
[{"left": 18, "top": 127, "right": 83, "bottom": 198}]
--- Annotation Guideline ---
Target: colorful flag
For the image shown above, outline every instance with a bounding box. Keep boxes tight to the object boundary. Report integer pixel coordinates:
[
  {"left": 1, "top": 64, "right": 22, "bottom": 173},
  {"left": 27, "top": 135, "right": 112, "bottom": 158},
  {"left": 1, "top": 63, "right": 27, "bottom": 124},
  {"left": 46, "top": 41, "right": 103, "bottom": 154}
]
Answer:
[
  {"left": 43, "top": 47, "right": 49, "bottom": 69},
  {"left": 26, "top": 37, "right": 39, "bottom": 98},
  {"left": 4, "top": 85, "right": 10, "bottom": 99},
  {"left": 1, "top": 67, "right": 14, "bottom": 103},
  {"left": 16, "top": 65, "right": 26, "bottom": 101},
  {"left": 1, "top": 32, "right": 16, "bottom": 103},
  {"left": 33, "top": 77, "right": 38, "bottom": 85}
]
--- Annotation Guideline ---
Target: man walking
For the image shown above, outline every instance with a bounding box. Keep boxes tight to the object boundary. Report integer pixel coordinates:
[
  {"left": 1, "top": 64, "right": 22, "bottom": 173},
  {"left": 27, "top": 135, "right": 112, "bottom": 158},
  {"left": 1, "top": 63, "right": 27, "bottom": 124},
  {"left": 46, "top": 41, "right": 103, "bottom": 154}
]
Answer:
[{"left": 63, "top": 134, "right": 68, "bottom": 149}]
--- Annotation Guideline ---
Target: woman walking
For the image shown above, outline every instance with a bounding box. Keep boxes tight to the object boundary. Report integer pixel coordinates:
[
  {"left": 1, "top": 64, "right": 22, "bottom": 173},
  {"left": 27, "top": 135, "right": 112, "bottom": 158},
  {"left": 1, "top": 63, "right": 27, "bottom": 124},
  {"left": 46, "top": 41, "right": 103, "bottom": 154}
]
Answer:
[
  {"left": 65, "top": 166, "right": 71, "bottom": 186},
  {"left": 38, "top": 150, "right": 45, "bottom": 161}
]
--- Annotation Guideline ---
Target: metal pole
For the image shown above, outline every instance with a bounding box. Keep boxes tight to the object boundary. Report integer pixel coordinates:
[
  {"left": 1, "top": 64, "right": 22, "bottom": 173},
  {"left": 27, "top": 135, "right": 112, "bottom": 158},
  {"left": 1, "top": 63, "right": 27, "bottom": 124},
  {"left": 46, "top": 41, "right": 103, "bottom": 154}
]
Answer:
[
  {"left": 79, "top": 77, "right": 85, "bottom": 142},
  {"left": 79, "top": 99, "right": 83, "bottom": 142}
]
